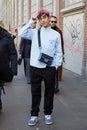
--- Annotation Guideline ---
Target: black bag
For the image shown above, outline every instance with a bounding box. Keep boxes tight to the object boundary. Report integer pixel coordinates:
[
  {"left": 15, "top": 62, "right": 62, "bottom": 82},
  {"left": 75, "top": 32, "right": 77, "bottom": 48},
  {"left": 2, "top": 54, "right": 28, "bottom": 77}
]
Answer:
[
  {"left": 38, "top": 52, "right": 53, "bottom": 65},
  {"left": 38, "top": 29, "right": 53, "bottom": 65}
]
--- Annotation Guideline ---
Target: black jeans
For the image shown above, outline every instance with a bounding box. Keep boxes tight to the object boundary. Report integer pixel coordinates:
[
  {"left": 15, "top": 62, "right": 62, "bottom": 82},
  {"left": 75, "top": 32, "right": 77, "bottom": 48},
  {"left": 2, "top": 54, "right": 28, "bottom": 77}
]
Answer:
[
  {"left": 30, "top": 66, "right": 56, "bottom": 116},
  {"left": 55, "top": 68, "right": 59, "bottom": 89}
]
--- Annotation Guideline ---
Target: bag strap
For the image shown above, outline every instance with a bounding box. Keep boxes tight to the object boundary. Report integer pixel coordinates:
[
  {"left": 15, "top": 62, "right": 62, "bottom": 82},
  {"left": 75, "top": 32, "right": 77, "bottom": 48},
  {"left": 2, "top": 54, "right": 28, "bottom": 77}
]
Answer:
[{"left": 38, "top": 28, "right": 41, "bottom": 48}]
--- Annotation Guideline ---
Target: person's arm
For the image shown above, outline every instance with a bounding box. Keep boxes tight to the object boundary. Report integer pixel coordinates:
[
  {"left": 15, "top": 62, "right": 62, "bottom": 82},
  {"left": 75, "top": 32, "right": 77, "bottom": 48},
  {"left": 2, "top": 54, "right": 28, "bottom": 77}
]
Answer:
[
  {"left": 18, "top": 19, "right": 35, "bottom": 40},
  {"left": 54, "top": 34, "right": 63, "bottom": 69},
  {"left": 17, "top": 38, "right": 23, "bottom": 61},
  {"left": 17, "top": 38, "right": 22, "bottom": 53}
]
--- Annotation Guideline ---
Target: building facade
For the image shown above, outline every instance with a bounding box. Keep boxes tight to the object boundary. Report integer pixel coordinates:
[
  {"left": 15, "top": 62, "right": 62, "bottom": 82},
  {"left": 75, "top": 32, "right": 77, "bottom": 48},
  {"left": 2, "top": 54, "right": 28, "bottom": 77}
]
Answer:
[
  {"left": 0, "top": 0, "right": 4, "bottom": 21},
  {"left": 1, "top": 0, "right": 87, "bottom": 79},
  {"left": 61, "top": 0, "right": 87, "bottom": 79},
  {"left": 3, "top": 0, "right": 59, "bottom": 30}
]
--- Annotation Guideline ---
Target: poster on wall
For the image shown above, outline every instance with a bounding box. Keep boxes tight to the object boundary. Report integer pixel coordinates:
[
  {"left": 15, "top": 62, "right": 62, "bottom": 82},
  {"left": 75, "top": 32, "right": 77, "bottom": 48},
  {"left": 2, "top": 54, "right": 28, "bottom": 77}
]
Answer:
[{"left": 63, "top": 13, "right": 84, "bottom": 75}]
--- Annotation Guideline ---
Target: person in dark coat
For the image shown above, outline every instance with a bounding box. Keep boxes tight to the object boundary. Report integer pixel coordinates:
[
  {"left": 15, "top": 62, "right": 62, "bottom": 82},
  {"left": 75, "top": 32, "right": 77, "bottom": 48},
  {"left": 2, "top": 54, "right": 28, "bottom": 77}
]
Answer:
[
  {"left": 17, "top": 22, "right": 36, "bottom": 84},
  {"left": 18, "top": 38, "right": 32, "bottom": 84},
  {"left": 0, "top": 26, "right": 17, "bottom": 110},
  {"left": 50, "top": 15, "right": 64, "bottom": 93}
]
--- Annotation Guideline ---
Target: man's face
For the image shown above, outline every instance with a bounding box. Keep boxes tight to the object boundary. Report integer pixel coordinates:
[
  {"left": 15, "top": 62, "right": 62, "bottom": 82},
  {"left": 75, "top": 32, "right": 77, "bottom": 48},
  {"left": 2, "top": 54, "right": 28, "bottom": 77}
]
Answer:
[
  {"left": 50, "top": 17, "right": 57, "bottom": 27},
  {"left": 38, "top": 15, "right": 50, "bottom": 28}
]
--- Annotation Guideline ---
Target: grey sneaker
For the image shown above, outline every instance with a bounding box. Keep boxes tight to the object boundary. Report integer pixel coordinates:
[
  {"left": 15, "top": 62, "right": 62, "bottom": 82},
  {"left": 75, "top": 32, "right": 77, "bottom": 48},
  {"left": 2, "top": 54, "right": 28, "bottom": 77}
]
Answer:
[
  {"left": 45, "top": 115, "right": 53, "bottom": 125},
  {"left": 28, "top": 116, "right": 38, "bottom": 126}
]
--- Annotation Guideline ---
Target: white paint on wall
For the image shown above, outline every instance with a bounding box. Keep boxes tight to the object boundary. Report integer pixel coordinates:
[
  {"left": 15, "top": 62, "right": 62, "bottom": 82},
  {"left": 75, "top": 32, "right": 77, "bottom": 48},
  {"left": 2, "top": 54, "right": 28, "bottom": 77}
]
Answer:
[
  {"left": 43, "top": 0, "right": 52, "bottom": 14},
  {"left": 63, "top": 13, "right": 84, "bottom": 75}
]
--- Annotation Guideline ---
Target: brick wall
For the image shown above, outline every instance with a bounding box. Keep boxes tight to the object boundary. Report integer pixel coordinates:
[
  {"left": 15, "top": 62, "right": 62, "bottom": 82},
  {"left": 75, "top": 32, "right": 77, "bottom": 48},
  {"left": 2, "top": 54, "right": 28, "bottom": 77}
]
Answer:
[{"left": 59, "top": 0, "right": 64, "bottom": 30}]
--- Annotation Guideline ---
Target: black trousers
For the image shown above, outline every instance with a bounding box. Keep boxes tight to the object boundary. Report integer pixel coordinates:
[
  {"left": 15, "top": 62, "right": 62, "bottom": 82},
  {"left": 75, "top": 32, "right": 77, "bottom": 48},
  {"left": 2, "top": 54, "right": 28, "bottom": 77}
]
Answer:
[
  {"left": 30, "top": 66, "right": 56, "bottom": 116},
  {"left": 55, "top": 68, "right": 59, "bottom": 88}
]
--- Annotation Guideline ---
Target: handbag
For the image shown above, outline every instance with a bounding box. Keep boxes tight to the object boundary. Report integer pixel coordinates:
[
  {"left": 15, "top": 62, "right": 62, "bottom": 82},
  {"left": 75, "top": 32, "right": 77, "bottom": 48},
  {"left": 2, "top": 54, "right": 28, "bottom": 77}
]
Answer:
[
  {"left": 38, "top": 52, "right": 53, "bottom": 66},
  {"left": 38, "top": 29, "right": 53, "bottom": 65}
]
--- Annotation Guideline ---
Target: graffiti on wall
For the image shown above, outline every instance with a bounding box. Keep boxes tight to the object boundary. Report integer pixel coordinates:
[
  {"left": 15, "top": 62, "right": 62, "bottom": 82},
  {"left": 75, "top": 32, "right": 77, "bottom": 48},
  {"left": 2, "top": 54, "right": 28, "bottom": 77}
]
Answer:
[
  {"left": 63, "top": 13, "right": 84, "bottom": 75},
  {"left": 64, "top": 15, "right": 84, "bottom": 57}
]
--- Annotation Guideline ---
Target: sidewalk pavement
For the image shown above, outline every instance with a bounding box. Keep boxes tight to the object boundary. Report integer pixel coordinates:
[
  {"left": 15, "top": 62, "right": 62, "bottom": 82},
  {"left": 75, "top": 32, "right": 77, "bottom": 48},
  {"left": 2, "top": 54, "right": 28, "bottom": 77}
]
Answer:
[{"left": 0, "top": 65, "right": 87, "bottom": 130}]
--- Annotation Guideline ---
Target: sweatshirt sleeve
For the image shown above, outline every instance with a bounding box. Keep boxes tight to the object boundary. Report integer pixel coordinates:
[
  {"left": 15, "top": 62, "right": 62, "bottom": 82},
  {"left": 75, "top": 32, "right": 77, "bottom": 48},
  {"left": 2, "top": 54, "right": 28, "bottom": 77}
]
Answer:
[
  {"left": 18, "top": 20, "right": 35, "bottom": 40},
  {"left": 54, "top": 34, "right": 63, "bottom": 69}
]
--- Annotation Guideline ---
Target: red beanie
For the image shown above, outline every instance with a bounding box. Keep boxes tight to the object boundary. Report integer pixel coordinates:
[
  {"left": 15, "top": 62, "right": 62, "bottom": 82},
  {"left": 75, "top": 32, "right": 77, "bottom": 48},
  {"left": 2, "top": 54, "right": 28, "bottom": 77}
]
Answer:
[{"left": 36, "top": 9, "right": 50, "bottom": 18}]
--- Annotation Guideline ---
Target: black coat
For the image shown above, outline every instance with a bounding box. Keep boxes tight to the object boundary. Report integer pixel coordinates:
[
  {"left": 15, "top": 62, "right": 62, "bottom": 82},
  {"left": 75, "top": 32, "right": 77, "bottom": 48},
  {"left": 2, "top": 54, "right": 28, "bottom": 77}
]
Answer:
[
  {"left": 0, "top": 27, "right": 17, "bottom": 82},
  {"left": 20, "top": 39, "right": 31, "bottom": 58}
]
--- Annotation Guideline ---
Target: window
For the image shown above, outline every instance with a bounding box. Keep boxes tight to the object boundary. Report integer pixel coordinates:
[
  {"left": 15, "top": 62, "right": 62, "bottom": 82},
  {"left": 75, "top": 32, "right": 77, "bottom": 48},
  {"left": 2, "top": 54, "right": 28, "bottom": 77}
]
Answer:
[{"left": 65, "top": 0, "right": 83, "bottom": 7}]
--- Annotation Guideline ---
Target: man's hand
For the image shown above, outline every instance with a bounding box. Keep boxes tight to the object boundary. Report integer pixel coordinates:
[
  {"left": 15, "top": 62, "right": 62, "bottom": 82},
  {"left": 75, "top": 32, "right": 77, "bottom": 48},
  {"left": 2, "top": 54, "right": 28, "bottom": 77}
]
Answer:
[{"left": 32, "top": 17, "right": 36, "bottom": 21}]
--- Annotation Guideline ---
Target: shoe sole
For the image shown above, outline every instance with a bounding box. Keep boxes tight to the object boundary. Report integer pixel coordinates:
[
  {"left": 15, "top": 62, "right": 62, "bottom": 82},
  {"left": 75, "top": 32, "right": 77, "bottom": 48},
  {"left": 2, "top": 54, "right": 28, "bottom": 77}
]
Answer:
[
  {"left": 45, "top": 122, "right": 53, "bottom": 125},
  {"left": 45, "top": 119, "right": 53, "bottom": 125}
]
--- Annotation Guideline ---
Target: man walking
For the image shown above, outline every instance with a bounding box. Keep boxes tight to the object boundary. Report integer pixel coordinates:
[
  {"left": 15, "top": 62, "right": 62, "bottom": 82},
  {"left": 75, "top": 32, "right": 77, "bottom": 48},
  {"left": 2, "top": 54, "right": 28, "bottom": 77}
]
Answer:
[
  {"left": 19, "top": 9, "right": 62, "bottom": 126},
  {"left": 50, "top": 15, "right": 64, "bottom": 93}
]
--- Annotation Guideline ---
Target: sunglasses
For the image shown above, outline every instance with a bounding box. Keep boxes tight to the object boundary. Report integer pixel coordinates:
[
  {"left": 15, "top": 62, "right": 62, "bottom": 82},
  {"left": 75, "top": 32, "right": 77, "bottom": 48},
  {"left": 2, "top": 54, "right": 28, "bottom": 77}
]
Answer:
[{"left": 50, "top": 21, "right": 57, "bottom": 23}]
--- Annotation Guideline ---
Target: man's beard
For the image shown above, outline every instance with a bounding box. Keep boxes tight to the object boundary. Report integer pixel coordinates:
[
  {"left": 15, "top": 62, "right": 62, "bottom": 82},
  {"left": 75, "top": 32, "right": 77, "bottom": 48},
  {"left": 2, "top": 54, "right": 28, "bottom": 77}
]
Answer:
[{"left": 51, "top": 26, "right": 57, "bottom": 30}]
